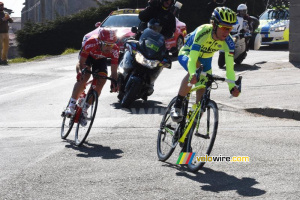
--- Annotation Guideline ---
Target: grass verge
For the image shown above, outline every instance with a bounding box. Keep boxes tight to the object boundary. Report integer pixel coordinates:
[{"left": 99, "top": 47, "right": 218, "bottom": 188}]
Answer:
[{"left": 8, "top": 48, "right": 79, "bottom": 64}]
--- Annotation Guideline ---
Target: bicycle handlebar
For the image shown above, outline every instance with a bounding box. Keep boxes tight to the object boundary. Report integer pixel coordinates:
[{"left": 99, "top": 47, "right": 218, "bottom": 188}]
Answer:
[
  {"left": 82, "top": 68, "right": 118, "bottom": 93},
  {"left": 188, "top": 71, "right": 242, "bottom": 93},
  {"left": 82, "top": 68, "right": 118, "bottom": 86}
]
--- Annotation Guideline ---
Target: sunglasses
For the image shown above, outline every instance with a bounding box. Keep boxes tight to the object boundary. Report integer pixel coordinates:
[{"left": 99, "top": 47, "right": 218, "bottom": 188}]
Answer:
[
  {"left": 101, "top": 41, "right": 115, "bottom": 47},
  {"left": 218, "top": 24, "right": 234, "bottom": 32}
]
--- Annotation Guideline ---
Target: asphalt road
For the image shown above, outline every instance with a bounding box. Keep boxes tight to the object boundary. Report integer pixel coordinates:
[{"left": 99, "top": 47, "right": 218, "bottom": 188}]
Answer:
[{"left": 0, "top": 46, "right": 299, "bottom": 199}]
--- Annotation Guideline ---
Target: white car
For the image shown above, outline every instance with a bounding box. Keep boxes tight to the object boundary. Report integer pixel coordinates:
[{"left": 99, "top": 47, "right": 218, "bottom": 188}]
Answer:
[{"left": 256, "top": 8, "right": 289, "bottom": 45}]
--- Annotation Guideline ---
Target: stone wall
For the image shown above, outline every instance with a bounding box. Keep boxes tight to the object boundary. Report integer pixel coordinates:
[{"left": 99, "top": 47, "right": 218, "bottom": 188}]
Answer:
[
  {"left": 21, "top": 0, "right": 116, "bottom": 26},
  {"left": 289, "top": 0, "right": 300, "bottom": 62}
]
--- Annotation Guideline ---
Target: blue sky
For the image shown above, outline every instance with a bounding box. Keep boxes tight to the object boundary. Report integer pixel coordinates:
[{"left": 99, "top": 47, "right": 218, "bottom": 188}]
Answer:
[{"left": 2, "top": 0, "right": 25, "bottom": 17}]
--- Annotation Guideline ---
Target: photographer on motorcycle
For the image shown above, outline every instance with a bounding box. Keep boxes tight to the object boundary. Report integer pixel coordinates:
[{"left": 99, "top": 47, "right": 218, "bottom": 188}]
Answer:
[
  {"left": 236, "top": 4, "right": 252, "bottom": 34},
  {"left": 138, "top": 0, "right": 176, "bottom": 39},
  {"left": 235, "top": 4, "right": 259, "bottom": 51},
  {"left": 118, "top": 18, "right": 171, "bottom": 107}
]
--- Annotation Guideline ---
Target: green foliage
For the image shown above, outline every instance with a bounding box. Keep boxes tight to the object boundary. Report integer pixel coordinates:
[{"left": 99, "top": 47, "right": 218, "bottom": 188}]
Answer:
[
  {"left": 16, "top": 0, "right": 147, "bottom": 58},
  {"left": 9, "top": 55, "right": 50, "bottom": 63},
  {"left": 61, "top": 48, "right": 79, "bottom": 55}
]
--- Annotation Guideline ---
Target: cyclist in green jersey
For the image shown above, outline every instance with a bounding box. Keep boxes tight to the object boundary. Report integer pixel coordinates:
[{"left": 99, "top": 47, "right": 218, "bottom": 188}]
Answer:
[{"left": 171, "top": 7, "right": 241, "bottom": 122}]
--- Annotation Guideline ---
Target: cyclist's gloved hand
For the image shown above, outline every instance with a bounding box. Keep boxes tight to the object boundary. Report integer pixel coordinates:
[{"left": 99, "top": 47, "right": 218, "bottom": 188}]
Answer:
[
  {"left": 188, "top": 74, "right": 198, "bottom": 85},
  {"left": 230, "top": 86, "right": 240, "bottom": 97}
]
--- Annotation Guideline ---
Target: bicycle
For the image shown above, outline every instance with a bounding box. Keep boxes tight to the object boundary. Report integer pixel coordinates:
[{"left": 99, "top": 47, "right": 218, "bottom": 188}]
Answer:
[
  {"left": 157, "top": 69, "right": 242, "bottom": 172},
  {"left": 60, "top": 69, "right": 117, "bottom": 146}
]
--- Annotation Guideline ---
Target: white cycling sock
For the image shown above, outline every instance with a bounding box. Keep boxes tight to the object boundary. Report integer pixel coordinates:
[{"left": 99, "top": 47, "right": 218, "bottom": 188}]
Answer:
[
  {"left": 83, "top": 103, "right": 90, "bottom": 110},
  {"left": 68, "top": 98, "right": 77, "bottom": 108}
]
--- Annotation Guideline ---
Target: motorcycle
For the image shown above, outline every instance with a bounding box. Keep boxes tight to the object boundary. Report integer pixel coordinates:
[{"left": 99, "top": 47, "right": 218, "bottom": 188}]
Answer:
[
  {"left": 117, "top": 27, "right": 172, "bottom": 108},
  {"left": 218, "top": 16, "right": 261, "bottom": 68}
]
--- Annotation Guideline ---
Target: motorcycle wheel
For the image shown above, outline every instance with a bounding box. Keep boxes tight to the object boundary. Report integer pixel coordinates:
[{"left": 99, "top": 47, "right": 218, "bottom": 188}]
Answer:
[
  {"left": 249, "top": 33, "right": 256, "bottom": 50},
  {"left": 218, "top": 52, "right": 225, "bottom": 69},
  {"left": 121, "top": 79, "right": 142, "bottom": 108},
  {"left": 235, "top": 52, "right": 247, "bottom": 65},
  {"left": 117, "top": 75, "right": 125, "bottom": 101}
]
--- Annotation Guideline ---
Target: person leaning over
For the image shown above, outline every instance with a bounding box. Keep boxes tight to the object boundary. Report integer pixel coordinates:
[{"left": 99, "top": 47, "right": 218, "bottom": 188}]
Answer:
[
  {"left": 0, "top": 2, "right": 13, "bottom": 65},
  {"left": 170, "top": 7, "right": 240, "bottom": 122},
  {"left": 138, "top": 0, "right": 176, "bottom": 39}
]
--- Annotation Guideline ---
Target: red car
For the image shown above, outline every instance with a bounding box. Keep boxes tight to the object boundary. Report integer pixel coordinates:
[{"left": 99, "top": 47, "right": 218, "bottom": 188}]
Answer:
[{"left": 82, "top": 9, "right": 187, "bottom": 56}]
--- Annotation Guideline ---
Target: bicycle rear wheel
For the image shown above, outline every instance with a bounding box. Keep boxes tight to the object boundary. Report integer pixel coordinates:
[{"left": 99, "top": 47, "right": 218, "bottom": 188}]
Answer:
[
  {"left": 157, "top": 97, "right": 180, "bottom": 161},
  {"left": 75, "top": 90, "right": 98, "bottom": 146},
  {"left": 61, "top": 105, "right": 75, "bottom": 139},
  {"left": 186, "top": 100, "right": 219, "bottom": 172}
]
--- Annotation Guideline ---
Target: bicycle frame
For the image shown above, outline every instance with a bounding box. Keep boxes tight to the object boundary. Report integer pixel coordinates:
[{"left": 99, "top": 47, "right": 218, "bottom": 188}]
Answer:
[
  {"left": 72, "top": 79, "right": 95, "bottom": 123},
  {"left": 178, "top": 84, "right": 207, "bottom": 143},
  {"left": 72, "top": 68, "right": 117, "bottom": 123},
  {"left": 178, "top": 70, "right": 241, "bottom": 144}
]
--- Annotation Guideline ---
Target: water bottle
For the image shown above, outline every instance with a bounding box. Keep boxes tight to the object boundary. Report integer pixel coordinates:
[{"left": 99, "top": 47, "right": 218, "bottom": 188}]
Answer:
[
  {"left": 187, "top": 104, "right": 197, "bottom": 120},
  {"left": 191, "top": 104, "right": 197, "bottom": 111}
]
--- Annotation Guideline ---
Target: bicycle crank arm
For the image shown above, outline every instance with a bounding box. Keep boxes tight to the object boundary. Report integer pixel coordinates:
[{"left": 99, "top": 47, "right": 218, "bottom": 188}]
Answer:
[{"left": 195, "top": 132, "right": 210, "bottom": 139}]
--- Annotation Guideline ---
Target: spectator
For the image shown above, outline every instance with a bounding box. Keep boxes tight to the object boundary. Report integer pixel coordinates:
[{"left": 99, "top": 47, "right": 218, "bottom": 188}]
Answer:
[{"left": 0, "top": 2, "right": 13, "bottom": 65}]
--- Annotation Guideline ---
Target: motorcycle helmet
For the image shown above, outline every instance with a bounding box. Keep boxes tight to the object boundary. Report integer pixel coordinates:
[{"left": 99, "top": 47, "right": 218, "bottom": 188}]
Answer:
[
  {"left": 211, "top": 7, "right": 237, "bottom": 26},
  {"left": 98, "top": 28, "right": 118, "bottom": 44},
  {"left": 160, "top": 0, "right": 175, "bottom": 7},
  {"left": 237, "top": 4, "right": 247, "bottom": 17},
  {"left": 147, "top": 18, "right": 162, "bottom": 33},
  {"left": 159, "top": 0, "right": 175, "bottom": 10}
]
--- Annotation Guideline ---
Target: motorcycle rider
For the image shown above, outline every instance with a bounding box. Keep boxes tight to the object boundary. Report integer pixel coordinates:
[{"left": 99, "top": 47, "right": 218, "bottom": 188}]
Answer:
[
  {"left": 65, "top": 29, "right": 119, "bottom": 121},
  {"left": 235, "top": 4, "right": 258, "bottom": 52},
  {"left": 118, "top": 19, "right": 168, "bottom": 105},
  {"left": 138, "top": 0, "right": 176, "bottom": 39},
  {"left": 170, "top": 7, "right": 240, "bottom": 122},
  {"left": 236, "top": 4, "right": 253, "bottom": 34}
]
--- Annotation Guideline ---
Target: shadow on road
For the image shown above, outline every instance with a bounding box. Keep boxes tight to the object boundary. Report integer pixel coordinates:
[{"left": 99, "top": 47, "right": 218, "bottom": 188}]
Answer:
[
  {"left": 234, "top": 63, "right": 262, "bottom": 72},
  {"left": 291, "top": 61, "right": 300, "bottom": 69},
  {"left": 64, "top": 140, "right": 123, "bottom": 159},
  {"left": 259, "top": 44, "right": 289, "bottom": 51},
  {"left": 245, "top": 107, "right": 300, "bottom": 121},
  {"left": 161, "top": 162, "right": 266, "bottom": 197},
  {"left": 111, "top": 100, "right": 166, "bottom": 115}
]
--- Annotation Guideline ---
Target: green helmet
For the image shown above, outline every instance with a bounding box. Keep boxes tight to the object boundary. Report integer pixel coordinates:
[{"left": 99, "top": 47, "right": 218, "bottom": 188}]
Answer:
[{"left": 211, "top": 7, "right": 237, "bottom": 25}]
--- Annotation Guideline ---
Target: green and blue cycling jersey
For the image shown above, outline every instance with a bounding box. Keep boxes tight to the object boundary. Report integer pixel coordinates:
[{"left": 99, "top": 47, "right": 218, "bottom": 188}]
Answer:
[{"left": 178, "top": 24, "right": 236, "bottom": 90}]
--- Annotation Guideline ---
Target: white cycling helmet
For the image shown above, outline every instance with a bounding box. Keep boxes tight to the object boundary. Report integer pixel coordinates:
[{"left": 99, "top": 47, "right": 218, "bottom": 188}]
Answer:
[
  {"left": 237, "top": 4, "right": 247, "bottom": 11},
  {"left": 237, "top": 4, "right": 247, "bottom": 17}
]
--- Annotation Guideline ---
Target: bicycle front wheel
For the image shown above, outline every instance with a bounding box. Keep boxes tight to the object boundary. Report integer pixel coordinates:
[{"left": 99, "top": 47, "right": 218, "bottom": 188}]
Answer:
[
  {"left": 61, "top": 105, "right": 75, "bottom": 139},
  {"left": 75, "top": 90, "right": 98, "bottom": 146},
  {"left": 187, "top": 100, "right": 219, "bottom": 172},
  {"left": 157, "top": 97, "right": 179, "bottom": 161}
]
